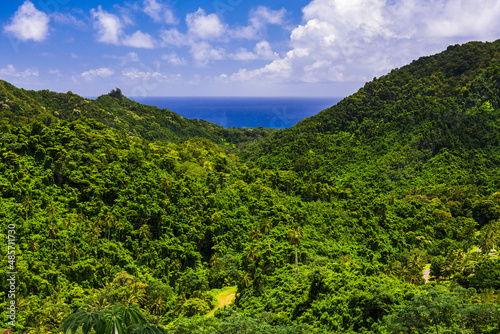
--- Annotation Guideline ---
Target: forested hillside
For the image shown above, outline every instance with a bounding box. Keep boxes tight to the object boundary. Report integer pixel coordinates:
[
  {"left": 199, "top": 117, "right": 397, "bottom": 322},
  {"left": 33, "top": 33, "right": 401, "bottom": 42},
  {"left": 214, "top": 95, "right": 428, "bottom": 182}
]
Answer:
[
  {"left": 0, "top": 82, "right": 276, "bottom": 147},
  {"left": 1, "top": 40, "right": 500, "bottom": 333}
]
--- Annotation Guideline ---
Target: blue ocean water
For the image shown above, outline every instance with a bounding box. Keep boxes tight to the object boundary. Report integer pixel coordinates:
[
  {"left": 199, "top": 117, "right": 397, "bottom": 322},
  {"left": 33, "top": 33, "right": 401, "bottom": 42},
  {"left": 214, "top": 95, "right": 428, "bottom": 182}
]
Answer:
[{"left": 130, "top": 97, "right": 342, "bottom": 129}]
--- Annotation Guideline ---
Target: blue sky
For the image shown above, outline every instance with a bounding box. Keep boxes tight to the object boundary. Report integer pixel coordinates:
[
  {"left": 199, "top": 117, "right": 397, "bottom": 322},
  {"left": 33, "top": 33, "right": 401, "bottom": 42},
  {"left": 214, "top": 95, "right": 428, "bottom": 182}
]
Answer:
[{"left": 1, "top": 0, "right": 500, "bottom": 97}]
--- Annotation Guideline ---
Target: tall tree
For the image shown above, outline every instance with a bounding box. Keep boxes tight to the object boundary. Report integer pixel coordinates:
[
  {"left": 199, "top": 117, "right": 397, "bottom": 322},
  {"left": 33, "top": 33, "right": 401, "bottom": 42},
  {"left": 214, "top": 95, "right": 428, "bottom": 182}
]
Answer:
[
  {"left": 260, "top": 218, "right": 273, "bottom": 250},
  {"left": 288, "top": 226, "right": 303, "bottom": 277},
  {"left": 138, "top": 224, "right": 151, "bottom": 265}
]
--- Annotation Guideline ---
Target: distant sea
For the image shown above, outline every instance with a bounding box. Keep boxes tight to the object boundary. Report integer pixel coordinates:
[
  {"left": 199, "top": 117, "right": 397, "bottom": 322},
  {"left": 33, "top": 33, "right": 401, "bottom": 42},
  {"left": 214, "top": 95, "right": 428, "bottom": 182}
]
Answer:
[{"left": 129, "top": 97, "right": 342, "bottom": 129}]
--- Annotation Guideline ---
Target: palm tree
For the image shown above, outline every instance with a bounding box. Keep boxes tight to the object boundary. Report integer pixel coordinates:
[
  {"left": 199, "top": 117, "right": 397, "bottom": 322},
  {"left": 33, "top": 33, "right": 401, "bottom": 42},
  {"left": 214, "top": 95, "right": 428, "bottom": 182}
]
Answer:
[
  {"left": 47, "top": 220, "right": 59, "bottom": 252},
  {"left": 240, "top": 272, "right": 252, "bottom": 289},
  {"left": 23, "top": 195, "right": 35, "bottom": 222},
  {"left": 148, "top": 292, "right": 167, "bottom": 319},
  {"left": 160, "top": 177, "right": 172, "bottom": 195},
  {"left": 243, "top": 245, "right": 258, "bottom": 264},
  {"left": 173, "top": 293, "right": 187, "bottom": 317},
  {"left": 29, "top": 235, "right": 40, "bottom": 252},
  {"left": 239, "top": 272, "right": 252, "bottom": 297},
  {"left": 288, "top": 226, "right": 303, "bottom": 277},
  {"left": 138, "top": 224, "right": 151, "bottom": 265},
  {"left": 46, "top": 201, "right": 57, "bottom": 224},
  {"left": 250, "top": 226, "right": 261, "bottom": 241},
  {"left": 209, "top": 252, "right": 220, "bottom": 266},
  {"left": 260, "top": 219, "right": 273, "bottom": 250},
  {"left": 115, "top": 219, "right": 125, "bottom": 242},
  {"left": 479, "top": 221, "right": 500, "bottom": 253},
  {"left": 88, "top": 225, "right": 102, "bottom": 257},
  {"left": 63, "top": 216, "right": 74, "bottom": 253},
  {"left": 127, "top": 283, "right": 146, "bottom": 306},
  {"left": 104, "top": 211, "right": 115, "bottom": 243},
  {"left": 68, "top": 243, "right": 78, "bottom": 263}
]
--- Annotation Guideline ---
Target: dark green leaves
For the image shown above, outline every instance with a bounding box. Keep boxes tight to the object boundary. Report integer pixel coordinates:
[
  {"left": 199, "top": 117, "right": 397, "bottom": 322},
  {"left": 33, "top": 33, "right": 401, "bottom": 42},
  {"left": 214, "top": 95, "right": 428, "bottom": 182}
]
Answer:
[
  {"left": 59, "top": 309, "right": 105, "bottom": 334},
  {"left": 59, "top": 305, "right": 164, "bottom": 334}
]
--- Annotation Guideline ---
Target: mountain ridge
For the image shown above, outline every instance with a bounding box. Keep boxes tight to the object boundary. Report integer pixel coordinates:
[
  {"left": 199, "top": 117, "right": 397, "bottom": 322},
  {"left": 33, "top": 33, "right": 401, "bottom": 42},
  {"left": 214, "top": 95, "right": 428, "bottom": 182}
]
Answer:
[
  {"left": 0, "top": 80, "right": 277, "bottom": 147},
  {"left": 1, "top": 40, "right": 500, "bottom": 333}
]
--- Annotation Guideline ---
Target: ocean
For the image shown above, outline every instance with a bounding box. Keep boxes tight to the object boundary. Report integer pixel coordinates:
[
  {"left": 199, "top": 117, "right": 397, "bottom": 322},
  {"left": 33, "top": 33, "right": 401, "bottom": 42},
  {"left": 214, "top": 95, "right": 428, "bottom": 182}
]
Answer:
[{"left": 129, "top": 97, "right": 342, "bottom": 129}]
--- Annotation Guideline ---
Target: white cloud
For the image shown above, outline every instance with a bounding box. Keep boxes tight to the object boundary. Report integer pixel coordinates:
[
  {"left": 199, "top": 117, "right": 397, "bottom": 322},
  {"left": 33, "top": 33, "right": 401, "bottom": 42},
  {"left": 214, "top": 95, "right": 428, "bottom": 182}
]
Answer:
[
  {"left": 143, "top": 0, "right": 178, "bottom": 24},
  {"left": 121, "top": 68, "right": 182, "bottom": 83},
  {"left": 91, "top": 6, "right": 124, "bottom": 45},
  {"left": 0, "top": 64, "right": 39, "bottom": 78},
  {"left": 48, "top": 69, "right": 62, "bottom": 77},
  {"left": 122, "top": 30, "right": 155, "bottom": 49},
  {"left": 231, "top": 6, "right": 286, "bottom": 39},
  {"left": 106, "top": 52, "right": 140, "bottom": 66},
  {"left": 52, "top": 12, "right": 86, "bottom": 29},
  {"left": 190, "top": 42, "right": 225, "bottom": 67},
  {"left": 159, "top": 28, "right": 188, "bottom": 46},
  {"left": 228, "top": 0, "right": 500, "bottom": 86},
  {"left": 162, "top": 53, "right": 187, "bottom": 66},
  {"left": 91, "top": 6, "right": 157, "bottom": 48},
  {"left": 231, "top": 55, "right": 292, "bottom": 81},
  {"left": 422, "top": 0, "right": 500, "bottom": 39},
  {"left": 126, "top": 52, "right": 140, "bottom": 62},
  {"left": 250, "top": 6, "right": 286, "bottom": 27},
  {"left": 186, "top": 8, "right": 227, "bottom": 40},
  {"left": 81, "top": 67, "right": 114, "bottom": 81},
  {"left": 4, "top": 1, "right": 50, "bottom": 42},
  {"left": 231, "top": 41, "right": 276, "bottom": 60},
  {"left": 122, "top": 68, "right": 163, "bottom": 79}
]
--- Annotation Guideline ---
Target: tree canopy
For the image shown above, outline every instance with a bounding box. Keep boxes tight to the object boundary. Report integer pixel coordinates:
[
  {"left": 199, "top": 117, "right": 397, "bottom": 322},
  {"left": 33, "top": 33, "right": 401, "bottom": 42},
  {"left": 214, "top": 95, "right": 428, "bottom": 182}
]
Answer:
[{"left": 1, "top": 39, "right": 500, "bottom": 333}]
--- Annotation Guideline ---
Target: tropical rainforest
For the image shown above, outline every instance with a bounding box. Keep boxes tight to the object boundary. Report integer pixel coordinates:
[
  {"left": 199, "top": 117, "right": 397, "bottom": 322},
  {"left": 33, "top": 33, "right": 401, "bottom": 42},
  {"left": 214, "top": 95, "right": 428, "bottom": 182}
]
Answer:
[{"left": 1, "top": 40, "right": 500, "bottom": 333}]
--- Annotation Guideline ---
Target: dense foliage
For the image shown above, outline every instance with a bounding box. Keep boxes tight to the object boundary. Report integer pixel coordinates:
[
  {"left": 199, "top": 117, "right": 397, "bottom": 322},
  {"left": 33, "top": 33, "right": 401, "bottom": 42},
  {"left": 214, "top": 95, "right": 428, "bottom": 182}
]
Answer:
[
  {"left": 0, "top": 81, "right": 276, "bottom": 147},
  {"left": 1, "top": 40, "right": 500, "bottom": 333}
]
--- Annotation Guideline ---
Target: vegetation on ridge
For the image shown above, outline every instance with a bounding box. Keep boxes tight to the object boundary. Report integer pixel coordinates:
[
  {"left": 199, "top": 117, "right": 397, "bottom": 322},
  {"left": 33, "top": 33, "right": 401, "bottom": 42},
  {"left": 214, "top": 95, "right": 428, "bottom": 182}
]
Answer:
[
  {"left": 0, "top": 80, "right": 277, "bottom": 147},
  {"left": 1, "top": 40, "right": 500, "bottom": 333}
]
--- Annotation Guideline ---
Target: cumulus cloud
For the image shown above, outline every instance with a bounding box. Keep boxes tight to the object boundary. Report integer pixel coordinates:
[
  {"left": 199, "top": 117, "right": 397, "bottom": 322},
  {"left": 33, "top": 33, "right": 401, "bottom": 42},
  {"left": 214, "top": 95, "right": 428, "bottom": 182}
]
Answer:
[
  {"left": 143, "top": 0, "right": 178, "bottom": 24},
  {"left": 160, "top": 28, "right": 188, "bottom": 46},
  {"left": 186, "top": 8, "right": 227, "bottom": 40},
  {"left": 160, "top": 9, "right": 228, "bottom": 66},
  {"left": 91, "top": 6, "right": 157, "bottom": 48},
  {"left": 48, "top": 69, "right": 62, "bottom": 76},
  {"left": 162, "top": 53, "right": 187, "bottom": 66},
  {"left": 81, "top": 67, "right": 114, "bottom": 81},
  {"left": 91, "top": 6, "right": 124, "bottom": 45},
  {"left": 0, "top": 64, "right": 39, "bottom": 78},
  {"left": 4, "top": 1, "right": 50, "bottom": 42},
  {"left": 121, "top": 68, "right": 182, "bottom": 84},
  {"left": 232, "top": 6, "right": 287, "bottom": 39},
  {"left": 159, "top": 7, "right": 287, "bottom": 66},
  {"left": 122, "top": 30, "right": 156, "bottom": 48},
  {"left": 421, "top": 0, "right": 500, "bottom": 39},
  {"left": 160, "top": 8, "right": 228, "bottom": 58},
  {"left": 52, "top": 12, "right": 87, "bottom": 29},
  {"left": 122, "top": 68, "right": 163, "bottom": 79},
  {"left": 227, "top": 0, "right": 500, "bottom": 86},
  {"left": 231, "top": 41, "right": 276, "bottom": 60},
  {"left": 106, "top": 52, "right": 140, "bottom": 66},
  {"left": 250, "top": 6, "right": 287, "bottom": 27},
  {"left": 190, "top": 42, "right": 225, "bottom": 67},
  {"left": 126, "top": 52, "right": 140, "bottom": 62},
  {"left": 231, "top": 54, "right": 292, "bottom": 82}
]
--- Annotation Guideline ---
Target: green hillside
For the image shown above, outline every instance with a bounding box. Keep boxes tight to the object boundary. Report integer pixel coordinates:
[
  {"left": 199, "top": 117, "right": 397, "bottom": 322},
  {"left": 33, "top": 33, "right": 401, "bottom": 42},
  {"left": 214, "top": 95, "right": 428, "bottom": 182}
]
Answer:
[
  {"left": 1, "top": 81, "right": 276, "bottom": 146},
  {"left": 1, "top": 40, "right": 500, "bottom": 333}
]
